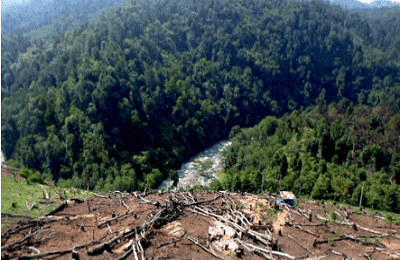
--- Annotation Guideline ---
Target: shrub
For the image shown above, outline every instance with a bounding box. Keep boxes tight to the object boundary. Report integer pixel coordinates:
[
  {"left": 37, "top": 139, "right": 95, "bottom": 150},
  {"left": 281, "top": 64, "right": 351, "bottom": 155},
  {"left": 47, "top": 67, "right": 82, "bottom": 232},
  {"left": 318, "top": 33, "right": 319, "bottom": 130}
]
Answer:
[
  {"left": 330, "top": 210, "right": 337, "bottom": 223},
  {"left": 28, "top": 171, "right": 43, "bottom": 184},
  {"left": 384, "top": 213, "right": 394, "bottom": 228}
]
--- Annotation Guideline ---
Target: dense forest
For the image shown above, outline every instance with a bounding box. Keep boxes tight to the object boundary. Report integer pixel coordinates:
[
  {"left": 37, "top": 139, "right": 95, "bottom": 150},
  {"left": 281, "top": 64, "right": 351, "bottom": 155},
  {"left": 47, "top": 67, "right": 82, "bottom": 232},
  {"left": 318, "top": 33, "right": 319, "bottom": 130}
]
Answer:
[
  {"left": 214, "top": 103, "right": 400, "bottom": 213},
  {"left": 1, "top": 0, "right": 400, "bottom": 203}
]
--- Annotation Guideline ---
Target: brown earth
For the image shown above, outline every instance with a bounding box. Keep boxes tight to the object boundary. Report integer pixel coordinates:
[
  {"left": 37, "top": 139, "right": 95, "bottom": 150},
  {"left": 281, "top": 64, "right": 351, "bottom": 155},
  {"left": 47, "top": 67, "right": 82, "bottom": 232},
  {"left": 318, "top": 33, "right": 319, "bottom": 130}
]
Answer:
[
  {"left": 1, "top": 191, "right": 400, "bottom": 260},
  {"left": 1, "top": 166, "right": 23, "bottom": 181}
]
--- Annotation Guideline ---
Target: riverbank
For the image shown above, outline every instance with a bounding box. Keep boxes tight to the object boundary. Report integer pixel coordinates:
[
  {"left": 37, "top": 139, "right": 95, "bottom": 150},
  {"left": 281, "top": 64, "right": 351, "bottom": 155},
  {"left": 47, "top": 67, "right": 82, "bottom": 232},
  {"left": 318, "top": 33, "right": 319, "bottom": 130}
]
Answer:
[{"left": 159, "top": 140, "right": 231, "bottom": 190}]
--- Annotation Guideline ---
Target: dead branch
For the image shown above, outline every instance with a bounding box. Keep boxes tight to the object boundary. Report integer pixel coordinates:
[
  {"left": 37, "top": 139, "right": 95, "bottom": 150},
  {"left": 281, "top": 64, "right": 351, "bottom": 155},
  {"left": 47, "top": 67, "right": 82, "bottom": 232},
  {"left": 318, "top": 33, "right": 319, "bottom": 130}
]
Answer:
[
  {"left": 292, "top": 223, "right": 325, "bottom": 227},
  {"left": 2, "top": 231, "right": 37, "bottom": 250},
  {"left": 45, "top": 201, "right": 67, "bottom": 216},
  {"left": 71, "top": 249, "right": 80, "bottom": 260},
  {"left": 18, "top": 248, "right": 72, "bottom": 259},
  {"left": 28, "top": 247, "right": 40, "bottom": 254},
  {"left": 97, "top": 210, "right": 134, "bottom": 228},
  {"left": 26, "top": 201, "right": 37, "bottom": 211},
  {"left": 39, "top": 200, "right": 55, "bottom": 204},
  {"left": 70, "top": 198, "right": 84, "bottom": 203},
  {"left": 88, "top": 227, "right": 137, "bottom": 255},
  {"left": 95, "top": 194, "right": 109, "bottom": 199},
  {"left": 1, "top": 213, "right": 33, "bottom": 219},
  {"left": 295, "top": 225, "right": 320, "bottom": 237},
  {"left": 330, "top": 250, "right": 353, "bottom": 260},
  {"left": 242, "top": 241, "right": 295, "bottom": 259},
  {"left": 344, "top": 234, "right": 385, "bottom": 248},
  {"left": 135, "top": 228, "right": 145, "bottom": 260},
  {"left": 157, "top": 238, "right": 181, "bottom": 249},
  {"left": 2, "top": 219, "right": 56, "bottom": 238},
  {"left": 116, "top": 247, "right": 133, "bottom": 260},
  {"left": 18, "top": 238, "right": 100, "bottom": 259},
  {"left": 186, "top": 194, "right": 221, "bottom": 206},
  {"left": 122, "top": 199, "right": 130, "bottom": 212},
  {"left": 40, "top": 185, "right": 50, "bottom": 200},
  {"left": 187, "top": 235, "right": 225, "bottom": 260},
  {"left": 297, "top": 208, "right": 311, "bottom": 221},
  {"left": 132, "top": 243, "right": 140, "bottom": 260}
]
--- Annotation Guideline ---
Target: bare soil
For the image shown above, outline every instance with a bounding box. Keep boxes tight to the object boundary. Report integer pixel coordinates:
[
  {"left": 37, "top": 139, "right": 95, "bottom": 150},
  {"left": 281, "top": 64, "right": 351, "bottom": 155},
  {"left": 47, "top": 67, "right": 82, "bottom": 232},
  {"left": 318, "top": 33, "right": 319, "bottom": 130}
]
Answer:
[{"left": 1, "top": 191, "right": 400, "bottom": 260}]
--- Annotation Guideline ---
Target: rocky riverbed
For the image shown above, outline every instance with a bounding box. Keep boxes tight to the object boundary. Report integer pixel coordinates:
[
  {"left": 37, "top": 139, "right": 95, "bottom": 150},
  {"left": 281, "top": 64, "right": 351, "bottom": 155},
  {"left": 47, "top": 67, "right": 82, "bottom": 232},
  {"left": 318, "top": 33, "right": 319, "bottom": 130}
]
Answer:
[{"left": 159, "top": 140, "right": 232, "bottom": 190}]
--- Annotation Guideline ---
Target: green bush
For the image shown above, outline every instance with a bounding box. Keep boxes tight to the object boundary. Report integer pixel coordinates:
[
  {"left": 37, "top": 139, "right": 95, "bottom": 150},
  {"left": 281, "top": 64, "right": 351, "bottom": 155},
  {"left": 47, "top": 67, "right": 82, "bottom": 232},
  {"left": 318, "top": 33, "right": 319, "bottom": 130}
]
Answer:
[
  {"left": 330, "top": 210, "right": 337, "bottom": 223},
  {"left": 28, "top": 171, "right": 43, "bottom": 184},
  {"left": 209, "top": 179, "right": 222, "bottom": 191}
]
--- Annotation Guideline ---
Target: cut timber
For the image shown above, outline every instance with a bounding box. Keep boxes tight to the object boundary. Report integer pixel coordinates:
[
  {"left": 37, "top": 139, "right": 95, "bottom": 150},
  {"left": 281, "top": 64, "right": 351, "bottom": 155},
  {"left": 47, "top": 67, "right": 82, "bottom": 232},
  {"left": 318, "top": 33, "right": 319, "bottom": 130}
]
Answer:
[
  {"left": 295, "top": 225, "right": 320, "bottom": 237},
  {"left": 97, "top": 210, "right": 134, "bottom": 228}
]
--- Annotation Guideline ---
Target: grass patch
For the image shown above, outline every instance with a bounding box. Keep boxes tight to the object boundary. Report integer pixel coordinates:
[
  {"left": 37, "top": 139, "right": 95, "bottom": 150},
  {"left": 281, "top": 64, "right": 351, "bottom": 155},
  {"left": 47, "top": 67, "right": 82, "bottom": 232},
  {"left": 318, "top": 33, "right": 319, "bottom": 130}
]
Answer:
[
  {"left": 1, "top": 174, "right": 95, "bottom": 230},
  {"left": 235, "top": 203, "right": 243, "bottom": 210},
  {"left": 268, "top": 208, "right": 279, "bottom": 216}
]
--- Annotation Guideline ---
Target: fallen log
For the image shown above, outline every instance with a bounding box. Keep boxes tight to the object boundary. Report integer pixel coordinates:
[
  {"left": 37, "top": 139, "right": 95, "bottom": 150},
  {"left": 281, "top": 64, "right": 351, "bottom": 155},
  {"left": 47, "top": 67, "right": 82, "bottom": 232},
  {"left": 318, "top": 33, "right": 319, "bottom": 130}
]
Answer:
[
  {"left": 250, "top": 224, "right": 272, "bottom": 231},
  {"left": 330, "top": 250, "right": 353, "bottom": 260},
  {"left": 186, "top": 194, "right": 221, "bottom": 206},
  {"left": 39, "top": 200, "right": 55, "bottom": 204},
  {"left": 295, "top": 225, "right": 320, "bottom": 237},
  {"left": 95, "top": 195, "right": 109, "bottom": 199},
  {"left": 135, "top": 228, "right": 145, "bottom": 260},
  {"left": 2, "top": 231, "right": 37, "bottom": 251},
  {"left": 70, "top": 198, "right": 84, "bottom": 203},
  {"left": 116, "top": 247, "right": 133, "bottom": 260},
  {"left": 45, "top": 201, "right": 67, "bottom": 216},
  {"left": 88, "top": 227, "right": 137, "bottom": 255},
  {"left": 315, "top": 234, "right": 384, "bottom": 248},
  {"left": 97, "top": 210, "right": 134, "bottom": 228},
  {"left": 18, "top": 237, "right": 103, "bottom": 259},
  {"left": 1, "top": 213, "right": 32, "bottom": 219},
  {"left": 344, "top": 234, "right": 385, "bottom": 248},
  {"left": 132, "top": 243, "right": 139, "bottom": 260},
  {"left": 3, "top": 219, "right": 56, "bottom": 238},
  {"left": 187, "top": 235, "right": 224, "bottom": 260},
  {"left": 18, "top": 248, "right": 71, "bottom": 259},
  {"left": 243, "top": 241, "right": 295, "bottom": 259}
]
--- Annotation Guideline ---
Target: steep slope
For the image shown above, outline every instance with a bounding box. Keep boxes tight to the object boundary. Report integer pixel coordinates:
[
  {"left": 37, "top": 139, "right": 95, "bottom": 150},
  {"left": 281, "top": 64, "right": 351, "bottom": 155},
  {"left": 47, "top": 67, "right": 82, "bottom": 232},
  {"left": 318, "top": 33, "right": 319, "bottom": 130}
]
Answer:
[{"left": 2, "top": 0, "right": 399, "bottom": 192}]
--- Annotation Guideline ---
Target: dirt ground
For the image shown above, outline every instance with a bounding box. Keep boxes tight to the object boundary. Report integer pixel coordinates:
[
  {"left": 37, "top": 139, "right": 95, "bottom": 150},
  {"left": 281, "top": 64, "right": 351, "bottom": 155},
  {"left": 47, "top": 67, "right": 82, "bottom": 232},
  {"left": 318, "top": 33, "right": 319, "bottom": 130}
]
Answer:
[{"left": 2, "top": 191, "right": 400, "bottom": 260}]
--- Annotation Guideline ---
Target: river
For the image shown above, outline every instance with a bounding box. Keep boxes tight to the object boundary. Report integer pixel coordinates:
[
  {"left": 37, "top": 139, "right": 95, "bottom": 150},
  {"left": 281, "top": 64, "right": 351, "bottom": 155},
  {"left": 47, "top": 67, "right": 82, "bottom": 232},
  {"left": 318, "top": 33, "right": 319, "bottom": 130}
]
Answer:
[{"left": 158, "top": 140, "right": 232, "bottom": 190}]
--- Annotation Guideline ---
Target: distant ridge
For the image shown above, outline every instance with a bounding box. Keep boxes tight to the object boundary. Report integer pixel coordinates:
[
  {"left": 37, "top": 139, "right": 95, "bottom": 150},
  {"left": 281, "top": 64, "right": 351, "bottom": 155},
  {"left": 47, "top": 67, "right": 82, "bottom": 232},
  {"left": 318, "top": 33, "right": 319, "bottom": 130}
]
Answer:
[
  {"left": 324, "top": 0, "right": 400, "bottom": 9},
  {"left": 366, "top": 0, "right": 400, "bottom": 7}
]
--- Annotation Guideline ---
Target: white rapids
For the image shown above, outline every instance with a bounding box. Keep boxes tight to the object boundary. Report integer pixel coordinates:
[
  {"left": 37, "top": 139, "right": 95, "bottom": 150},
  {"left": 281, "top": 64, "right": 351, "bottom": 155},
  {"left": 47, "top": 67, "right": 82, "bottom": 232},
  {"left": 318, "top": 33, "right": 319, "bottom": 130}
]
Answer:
[{"left": 159, "top": 140, "right": 232, "bottom": 190}]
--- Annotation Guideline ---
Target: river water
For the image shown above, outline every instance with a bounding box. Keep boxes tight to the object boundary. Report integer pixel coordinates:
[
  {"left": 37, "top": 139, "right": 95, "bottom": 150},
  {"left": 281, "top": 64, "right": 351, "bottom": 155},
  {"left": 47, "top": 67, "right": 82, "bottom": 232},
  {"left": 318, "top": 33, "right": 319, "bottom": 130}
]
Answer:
[{"left": 159, "top": 140, "right": 232, "bottom": 190}]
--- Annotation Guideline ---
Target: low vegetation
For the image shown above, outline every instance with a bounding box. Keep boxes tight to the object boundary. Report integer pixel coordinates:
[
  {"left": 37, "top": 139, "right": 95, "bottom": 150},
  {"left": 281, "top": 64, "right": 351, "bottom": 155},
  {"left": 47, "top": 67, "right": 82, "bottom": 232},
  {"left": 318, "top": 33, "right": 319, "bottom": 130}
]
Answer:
[{"left": 1, "top": 172, "right": 96, "bottom": 229}]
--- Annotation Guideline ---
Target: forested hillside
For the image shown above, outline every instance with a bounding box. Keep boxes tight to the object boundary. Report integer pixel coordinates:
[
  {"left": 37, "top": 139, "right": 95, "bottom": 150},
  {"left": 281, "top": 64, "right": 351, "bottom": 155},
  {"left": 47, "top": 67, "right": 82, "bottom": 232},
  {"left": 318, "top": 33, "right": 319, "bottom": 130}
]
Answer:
[
  {"left": 1, "top": 0, "right": 400, "bottom": 193},
  {"left": 215, "top": 103, "right": 400, "bottom": 212}
]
